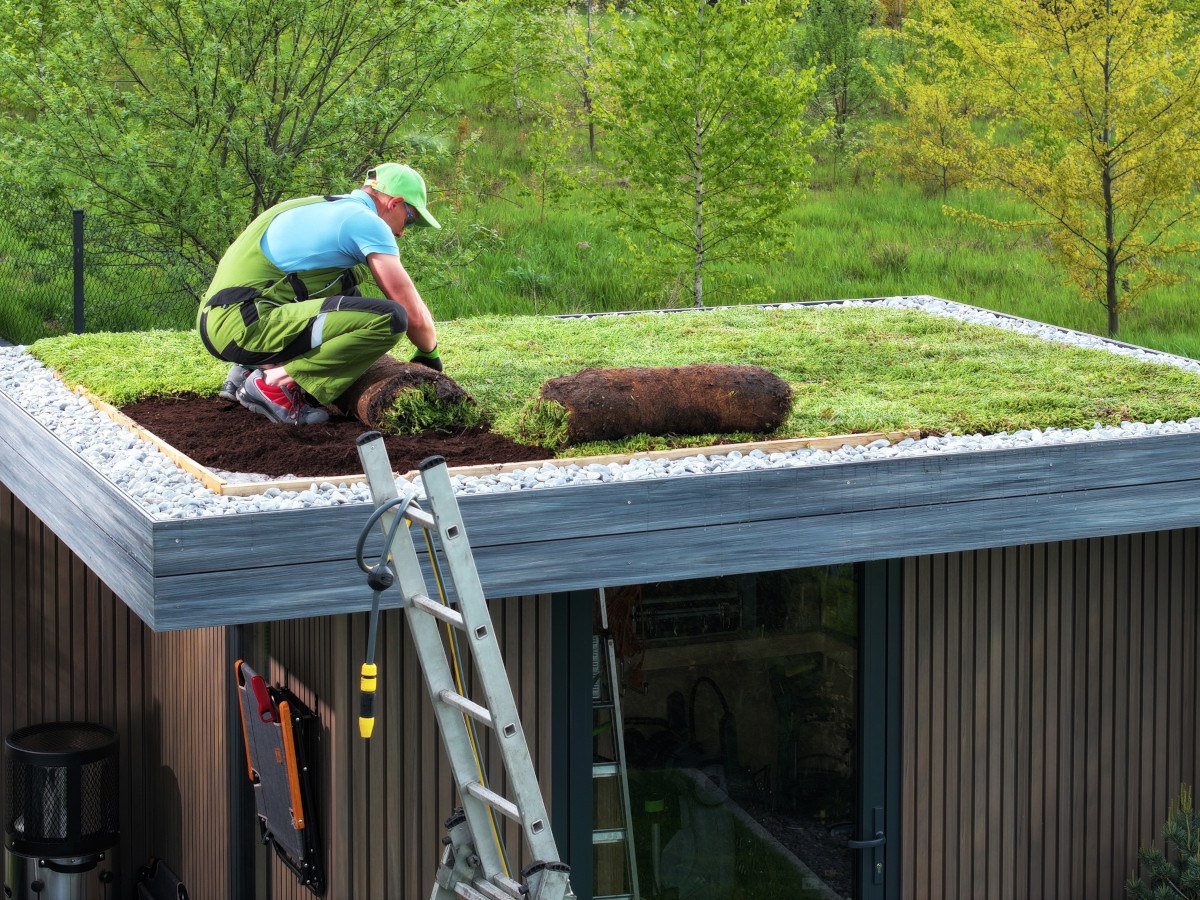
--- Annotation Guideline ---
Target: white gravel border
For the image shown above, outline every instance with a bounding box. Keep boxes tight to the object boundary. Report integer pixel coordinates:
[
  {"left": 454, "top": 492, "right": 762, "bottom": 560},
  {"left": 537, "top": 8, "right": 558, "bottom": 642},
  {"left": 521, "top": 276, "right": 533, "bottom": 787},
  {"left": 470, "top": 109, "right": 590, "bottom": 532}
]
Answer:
[{"left": 3, "top": 295, "right": 1200, "bottom": 520}]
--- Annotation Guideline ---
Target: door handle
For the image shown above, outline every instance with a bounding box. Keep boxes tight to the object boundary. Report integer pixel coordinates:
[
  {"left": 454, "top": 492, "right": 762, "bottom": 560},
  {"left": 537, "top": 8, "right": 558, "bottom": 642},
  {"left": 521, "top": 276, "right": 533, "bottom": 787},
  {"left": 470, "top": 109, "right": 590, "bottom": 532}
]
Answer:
[
  {"left": 852, "top": 807, "right": 887, "bottom": 885},
  {"left": 848, "top": 830, "right": 886, "bottom": 849}
]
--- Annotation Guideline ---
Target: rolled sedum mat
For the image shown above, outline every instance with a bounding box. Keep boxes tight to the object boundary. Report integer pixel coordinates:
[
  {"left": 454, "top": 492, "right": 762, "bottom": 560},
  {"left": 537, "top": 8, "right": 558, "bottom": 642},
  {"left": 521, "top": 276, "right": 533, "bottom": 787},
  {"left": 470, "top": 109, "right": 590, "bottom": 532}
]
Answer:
[
  {"left": 331, "top": 356, "right": 478, "bottom": 433},
  {"left": 519, "top": 364, "right": 793, "bottom": 447}
]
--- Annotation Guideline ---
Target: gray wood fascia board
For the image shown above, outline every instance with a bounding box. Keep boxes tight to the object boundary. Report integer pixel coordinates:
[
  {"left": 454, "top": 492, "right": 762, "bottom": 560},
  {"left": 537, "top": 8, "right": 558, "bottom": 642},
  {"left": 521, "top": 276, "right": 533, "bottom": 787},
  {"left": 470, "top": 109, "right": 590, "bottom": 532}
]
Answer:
[
  {"left": 451, "top": 472, "right": 1200, "bottom": 600},
  {"left": 0, "top": 399, "right": 158, "bottom": 626},
  {"left": 0, "top": 389, "right": 154, "bottom": 557},
  {"left": 150, "top": 430, "right": 1200, "bottom": 579},
  {"left": 592, "top": 473, "right": 1200, "bottom": 579},
  {"left": 449, "top": 431, "right": 1200, "bottom": 542},
  {"left": 152, "top": 555, "right": 370, "bottom": 630},
  {"left": 152, "top": 503, "right": 374, "bottom": 576},
  {"left": 149, "top": 458, "right": 1200, "bottom": 629}
]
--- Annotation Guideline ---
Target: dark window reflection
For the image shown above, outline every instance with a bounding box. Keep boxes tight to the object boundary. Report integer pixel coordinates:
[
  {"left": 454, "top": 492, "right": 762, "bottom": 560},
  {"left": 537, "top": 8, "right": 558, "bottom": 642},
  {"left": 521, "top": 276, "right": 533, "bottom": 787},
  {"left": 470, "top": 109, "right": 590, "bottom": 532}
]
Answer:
[{"left": 594, "top": 567, "right": 857, "bottom": 900}]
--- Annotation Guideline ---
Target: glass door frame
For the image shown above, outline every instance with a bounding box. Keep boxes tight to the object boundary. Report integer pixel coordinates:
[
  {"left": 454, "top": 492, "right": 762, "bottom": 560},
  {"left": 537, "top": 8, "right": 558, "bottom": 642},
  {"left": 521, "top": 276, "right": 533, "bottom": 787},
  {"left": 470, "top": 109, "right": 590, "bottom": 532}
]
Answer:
[
  {"left": 858, "top": 559, "right": 903, "bottom": 899},
  {"left": 552, "top": 558, "right": 903, "bottom": 900}
]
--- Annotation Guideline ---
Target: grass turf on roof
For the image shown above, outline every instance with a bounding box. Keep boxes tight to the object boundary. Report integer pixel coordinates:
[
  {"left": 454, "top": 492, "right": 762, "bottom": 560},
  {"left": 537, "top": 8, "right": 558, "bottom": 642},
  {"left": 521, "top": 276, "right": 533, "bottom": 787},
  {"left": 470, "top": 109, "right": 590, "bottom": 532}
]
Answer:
[{"left": 29, "top": 305, "right": 1200, "bottom": 458}]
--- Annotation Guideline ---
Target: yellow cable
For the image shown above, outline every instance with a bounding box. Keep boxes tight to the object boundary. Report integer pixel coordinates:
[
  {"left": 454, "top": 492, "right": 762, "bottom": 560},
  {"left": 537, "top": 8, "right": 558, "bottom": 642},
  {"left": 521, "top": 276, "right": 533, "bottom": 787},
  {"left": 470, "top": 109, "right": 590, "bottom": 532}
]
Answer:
[{"left": 425, "top": 528, "right": 511, "bottom": 878}]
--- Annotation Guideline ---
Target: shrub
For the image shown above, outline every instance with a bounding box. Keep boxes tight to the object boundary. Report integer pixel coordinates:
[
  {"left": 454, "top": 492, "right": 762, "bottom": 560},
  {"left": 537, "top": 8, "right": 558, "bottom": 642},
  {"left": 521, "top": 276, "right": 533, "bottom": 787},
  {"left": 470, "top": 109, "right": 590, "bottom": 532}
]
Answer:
[{"left": 1126, "top": 784, "right": 1200, "bottom": 899}]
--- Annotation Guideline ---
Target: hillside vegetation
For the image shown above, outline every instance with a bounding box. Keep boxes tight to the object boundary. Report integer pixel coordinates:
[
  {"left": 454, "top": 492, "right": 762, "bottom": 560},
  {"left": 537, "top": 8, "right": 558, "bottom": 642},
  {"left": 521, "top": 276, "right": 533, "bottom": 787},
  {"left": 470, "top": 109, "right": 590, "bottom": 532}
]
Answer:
[{"left": 1, "top": 1, "right": 1196, "bottom": 353}]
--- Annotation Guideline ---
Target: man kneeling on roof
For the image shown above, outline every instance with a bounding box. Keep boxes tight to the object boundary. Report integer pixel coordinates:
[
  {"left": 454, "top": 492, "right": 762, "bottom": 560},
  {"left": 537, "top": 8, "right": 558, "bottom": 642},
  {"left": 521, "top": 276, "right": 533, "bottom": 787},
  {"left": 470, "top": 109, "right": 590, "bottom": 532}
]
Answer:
[{"left": 197, "top": 163, "right": 443, "bottom": 425}]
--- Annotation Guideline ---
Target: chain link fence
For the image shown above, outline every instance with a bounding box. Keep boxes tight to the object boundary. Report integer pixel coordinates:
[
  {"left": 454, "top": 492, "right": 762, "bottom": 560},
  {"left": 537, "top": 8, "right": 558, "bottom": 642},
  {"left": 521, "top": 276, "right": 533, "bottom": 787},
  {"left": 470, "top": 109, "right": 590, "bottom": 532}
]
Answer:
[{"left": 0, "top": 193, "right": 208, "bottom": 345}]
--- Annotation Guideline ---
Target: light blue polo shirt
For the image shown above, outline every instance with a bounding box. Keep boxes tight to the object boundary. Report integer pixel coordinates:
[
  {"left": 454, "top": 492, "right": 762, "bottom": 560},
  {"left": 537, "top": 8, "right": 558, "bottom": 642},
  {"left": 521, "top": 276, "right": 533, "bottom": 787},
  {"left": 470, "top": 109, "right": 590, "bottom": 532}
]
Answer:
[{"left": 260, "top": 190, "right": 399, "bottom": 271}]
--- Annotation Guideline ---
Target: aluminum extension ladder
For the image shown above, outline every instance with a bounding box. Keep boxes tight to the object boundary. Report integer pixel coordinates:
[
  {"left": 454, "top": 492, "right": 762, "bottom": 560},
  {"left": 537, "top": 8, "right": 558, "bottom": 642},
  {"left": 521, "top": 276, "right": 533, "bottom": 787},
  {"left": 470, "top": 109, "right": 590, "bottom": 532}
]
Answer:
[
  {"left": 356, "top": 432, "right": 575, "bottom": 900},
  {"left": 592, "top": 588, "right": 640, "bottom": 900}
]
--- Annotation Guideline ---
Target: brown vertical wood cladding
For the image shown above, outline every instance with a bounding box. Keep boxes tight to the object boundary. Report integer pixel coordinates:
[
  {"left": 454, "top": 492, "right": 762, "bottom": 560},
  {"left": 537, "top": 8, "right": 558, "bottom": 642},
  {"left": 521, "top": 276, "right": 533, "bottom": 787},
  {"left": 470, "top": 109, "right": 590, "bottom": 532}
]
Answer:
[
  {"left": 1, "top": 483, "right": 232, "bottom": 897},
  {"left": 263, "top": 593, "right": 555, "bottom": 899},
  {"left": 19, "top": 457, "right": 1198, "bottom": 900},
  {"left": 4, "top": 481, "right": 557, "bottom": 899},
  {"left": 902, "top": 531, "right": 1200, "bottom": 900}
]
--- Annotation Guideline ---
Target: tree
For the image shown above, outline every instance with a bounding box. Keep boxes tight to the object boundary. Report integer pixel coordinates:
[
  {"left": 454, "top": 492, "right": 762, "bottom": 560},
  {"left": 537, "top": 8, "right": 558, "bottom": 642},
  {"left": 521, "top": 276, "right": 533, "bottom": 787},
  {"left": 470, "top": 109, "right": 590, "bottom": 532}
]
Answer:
[
  {"left": 560, "top": 0, "right": 617, "bottom": 157},
  {"left": 466, "top": 0, "right": 563, "bottom": 125},
  {"left": 526, "top": 98, "right": 578, "bottom": 223},
  {"left": 925, "top": 0, "right": 1200, "bottom": 336},
  {"left": 593, "top": 0, "right": 822, "bottom": 308},
  {"left": 793, "top": 0, "right": 879, "bottom": 149},
  {"left": 1126, "top": 784, "right": 1200, "bottom": 899},
  {"left": 867, "top": 8, "right": 978, "bottom": 200},
  {"left": 0, "top": 0, "right": 489, "bottom": 285}
]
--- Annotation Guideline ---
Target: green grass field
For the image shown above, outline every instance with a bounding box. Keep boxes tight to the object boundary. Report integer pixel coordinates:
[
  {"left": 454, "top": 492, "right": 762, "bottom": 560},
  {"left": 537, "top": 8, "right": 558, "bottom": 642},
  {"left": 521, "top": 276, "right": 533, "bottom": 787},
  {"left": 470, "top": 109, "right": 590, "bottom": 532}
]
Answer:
[{"left": 398, "top": 62, "right": 1200, "bottom": 355}]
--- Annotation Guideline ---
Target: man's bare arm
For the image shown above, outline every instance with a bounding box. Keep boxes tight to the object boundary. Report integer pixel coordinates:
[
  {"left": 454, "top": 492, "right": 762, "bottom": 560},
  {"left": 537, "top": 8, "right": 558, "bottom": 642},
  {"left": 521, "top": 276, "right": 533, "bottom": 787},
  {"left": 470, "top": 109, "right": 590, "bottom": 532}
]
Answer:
[{"left": 366, "top": 252, "right": 437, "bottom": 353}]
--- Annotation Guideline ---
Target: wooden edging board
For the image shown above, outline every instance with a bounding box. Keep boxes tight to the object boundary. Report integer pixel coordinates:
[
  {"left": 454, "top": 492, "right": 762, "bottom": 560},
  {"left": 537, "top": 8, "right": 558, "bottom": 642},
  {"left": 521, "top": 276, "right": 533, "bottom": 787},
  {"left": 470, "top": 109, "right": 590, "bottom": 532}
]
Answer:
[{"left": 76, "top": 385, "right": 920, "bottom": 498}]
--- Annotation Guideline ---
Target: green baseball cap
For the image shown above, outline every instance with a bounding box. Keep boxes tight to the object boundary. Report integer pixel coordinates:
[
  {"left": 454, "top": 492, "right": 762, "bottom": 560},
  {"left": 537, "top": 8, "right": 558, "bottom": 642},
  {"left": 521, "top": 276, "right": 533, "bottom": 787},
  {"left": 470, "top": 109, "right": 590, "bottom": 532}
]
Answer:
[{"left": 363, "top": 162, "right": 441, "bottom": 229}]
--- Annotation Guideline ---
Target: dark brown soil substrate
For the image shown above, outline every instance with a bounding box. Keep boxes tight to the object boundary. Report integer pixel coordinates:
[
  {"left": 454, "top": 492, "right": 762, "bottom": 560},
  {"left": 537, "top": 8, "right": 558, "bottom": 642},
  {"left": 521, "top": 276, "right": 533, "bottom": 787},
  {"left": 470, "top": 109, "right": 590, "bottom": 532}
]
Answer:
[{"left": 121, "top": 394, "right": 547, "bottom": 479}]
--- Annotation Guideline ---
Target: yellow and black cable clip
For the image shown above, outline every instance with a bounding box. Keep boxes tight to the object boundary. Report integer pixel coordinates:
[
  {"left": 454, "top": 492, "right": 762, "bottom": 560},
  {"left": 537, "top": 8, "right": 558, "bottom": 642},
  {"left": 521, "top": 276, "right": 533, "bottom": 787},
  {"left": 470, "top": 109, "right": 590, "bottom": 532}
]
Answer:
[
  {"left": 353, "top": 492, "right": 412, "bottom": 740},
  {"left": 358, "top": 562, "right": 394, "bottom": 738}
]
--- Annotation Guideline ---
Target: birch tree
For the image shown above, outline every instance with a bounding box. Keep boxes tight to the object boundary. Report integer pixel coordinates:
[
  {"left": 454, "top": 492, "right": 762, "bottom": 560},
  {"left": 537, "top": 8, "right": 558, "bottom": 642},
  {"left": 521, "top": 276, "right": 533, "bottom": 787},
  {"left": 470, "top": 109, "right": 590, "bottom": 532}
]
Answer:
[
  {"left": 927, "top": 0, "right": 1200, "bottom": 336},
  {"left": 594, "top": 0, "right": 821, "bottom": 307},
  {"left": 561, "top": 0, "right": 616, "bottom": 156}
]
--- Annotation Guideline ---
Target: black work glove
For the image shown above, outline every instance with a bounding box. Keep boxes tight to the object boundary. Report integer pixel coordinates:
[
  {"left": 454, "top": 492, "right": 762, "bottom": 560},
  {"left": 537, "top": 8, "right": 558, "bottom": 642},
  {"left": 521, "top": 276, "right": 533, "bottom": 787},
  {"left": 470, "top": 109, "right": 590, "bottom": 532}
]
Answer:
[{"left": 411, "top": 344, "right": 443, "bottom": 372}]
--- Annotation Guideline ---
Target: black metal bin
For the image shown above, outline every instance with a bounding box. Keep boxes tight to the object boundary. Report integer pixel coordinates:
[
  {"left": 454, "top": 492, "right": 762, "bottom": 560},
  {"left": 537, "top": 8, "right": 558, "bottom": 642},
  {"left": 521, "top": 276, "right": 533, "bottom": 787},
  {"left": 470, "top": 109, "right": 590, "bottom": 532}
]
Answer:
[{"left": 3, "top": 722, "right": 119, "bottom": 900}]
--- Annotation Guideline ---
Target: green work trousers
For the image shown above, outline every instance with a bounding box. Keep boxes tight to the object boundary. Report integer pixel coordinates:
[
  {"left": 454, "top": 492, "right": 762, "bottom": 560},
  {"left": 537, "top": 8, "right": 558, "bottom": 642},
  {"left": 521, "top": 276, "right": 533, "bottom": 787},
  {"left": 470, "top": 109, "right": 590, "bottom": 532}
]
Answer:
[{"left": 200, "top": 294, "right": 405, "bottom": 405}]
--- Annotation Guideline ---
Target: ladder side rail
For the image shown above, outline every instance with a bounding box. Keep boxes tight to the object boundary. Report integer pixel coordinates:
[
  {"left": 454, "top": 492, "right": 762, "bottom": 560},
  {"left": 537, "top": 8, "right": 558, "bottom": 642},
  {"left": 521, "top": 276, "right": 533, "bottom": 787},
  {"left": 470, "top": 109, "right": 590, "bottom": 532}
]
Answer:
[
  {"left": 359, "top": 440, "right": 508, "bottom": 881},
  {"left": 604, "top": 632, "right": 640, "bottom": 900},
  {"left": 597, "top": 588, "right": 639, "bottom": 900},
  {"left": 418, "top": 460, "right": 564, "bottom": 866}
]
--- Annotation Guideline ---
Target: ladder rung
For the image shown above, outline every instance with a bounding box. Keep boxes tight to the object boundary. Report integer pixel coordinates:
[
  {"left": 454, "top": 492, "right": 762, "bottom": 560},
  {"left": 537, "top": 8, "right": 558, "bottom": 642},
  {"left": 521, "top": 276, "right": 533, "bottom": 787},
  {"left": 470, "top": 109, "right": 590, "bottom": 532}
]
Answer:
[
  {"left": 460, "top": 880, "right": 517, "bottom": 900},
  {"left": 466, "top": 781, "right": 521, "bottom": 823},
  {"left": 592, "top": 828, "right": 628, "bottom": 844},
  {"left": 592, "top": 762, "right": 620, "bottom": 777},
  {"left": 410, "top": 592, "right": 464, "bottom": 628},
  {"left": 403, "top": 505, "right": 436, "bottom": 530},
  {"left": 439, "top": 689, "right": 493, "bottom": 728},
  {"left": 595, "top": 895, "right": 635, "bottom": 900},
  {"left": 490, "top": 874, "right": 526, "bottom": 898}
]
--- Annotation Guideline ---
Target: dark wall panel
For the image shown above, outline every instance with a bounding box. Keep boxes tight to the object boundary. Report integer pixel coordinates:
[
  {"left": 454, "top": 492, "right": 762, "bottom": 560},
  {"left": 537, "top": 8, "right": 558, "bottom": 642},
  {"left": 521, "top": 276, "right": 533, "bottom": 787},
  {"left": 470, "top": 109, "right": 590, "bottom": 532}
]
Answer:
[
  {"left": 902, "top": 531, "right": 1200, "bottom": 900},
  {"left": 1, "top": 483, "right": 231, "bottom": 898},
  {"left": 4, "top": 478, "right": 560, "bottom": 900},
  {"left": 263, "top": 592, "right": 556, "bottom": 899}
]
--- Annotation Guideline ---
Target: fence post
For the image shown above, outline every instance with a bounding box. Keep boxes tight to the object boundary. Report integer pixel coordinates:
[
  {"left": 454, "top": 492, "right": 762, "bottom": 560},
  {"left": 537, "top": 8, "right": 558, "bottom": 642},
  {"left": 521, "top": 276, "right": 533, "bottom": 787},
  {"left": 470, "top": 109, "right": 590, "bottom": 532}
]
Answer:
[{"left": 72, "top": 208, "right": 85, "bottom": 334}]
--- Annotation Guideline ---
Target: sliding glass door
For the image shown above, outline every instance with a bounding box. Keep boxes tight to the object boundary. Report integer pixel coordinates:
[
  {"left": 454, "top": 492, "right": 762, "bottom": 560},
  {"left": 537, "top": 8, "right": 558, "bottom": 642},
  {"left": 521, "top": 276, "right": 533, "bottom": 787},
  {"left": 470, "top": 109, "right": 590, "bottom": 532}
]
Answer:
[{"left": 560, "top": 560, "right": 899, "bottom": 900}]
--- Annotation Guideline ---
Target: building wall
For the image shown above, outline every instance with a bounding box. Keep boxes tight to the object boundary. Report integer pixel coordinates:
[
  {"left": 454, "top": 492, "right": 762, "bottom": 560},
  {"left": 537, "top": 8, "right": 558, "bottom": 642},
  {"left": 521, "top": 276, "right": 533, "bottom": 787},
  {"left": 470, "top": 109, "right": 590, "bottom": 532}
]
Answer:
[
  {"left": 2, "top": 482, "right": 557, "bottom": 900},
  {"left": 11, "top": 470, "right": 1200, "bottom": 900},
  {"left": 260, "top": 594, "right": 556, "bottom": 900},
  {"left": 902, "top": 531, "right": 1200, "bottom": 900},
  {"left": 0, "top": 483, "right": 233, "bottom": 897}
]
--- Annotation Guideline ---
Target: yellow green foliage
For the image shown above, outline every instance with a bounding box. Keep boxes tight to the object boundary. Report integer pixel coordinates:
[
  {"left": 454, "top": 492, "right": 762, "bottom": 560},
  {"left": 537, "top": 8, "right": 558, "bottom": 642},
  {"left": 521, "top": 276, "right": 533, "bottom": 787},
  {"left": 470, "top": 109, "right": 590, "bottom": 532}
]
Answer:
[
  {"left": 918, "top": 0, "right": 1200, "bottom": 336},
  {"left": 866, "top": 13, "right": 977, "bottom": 199}
]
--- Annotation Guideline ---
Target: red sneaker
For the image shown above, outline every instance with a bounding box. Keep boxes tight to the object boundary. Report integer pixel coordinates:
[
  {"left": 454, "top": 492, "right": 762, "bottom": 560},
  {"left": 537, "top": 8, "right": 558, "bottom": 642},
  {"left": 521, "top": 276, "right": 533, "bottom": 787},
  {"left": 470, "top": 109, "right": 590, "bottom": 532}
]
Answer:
[{"left": 236, "top": 371, "right": 329, "bottom": 425}]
